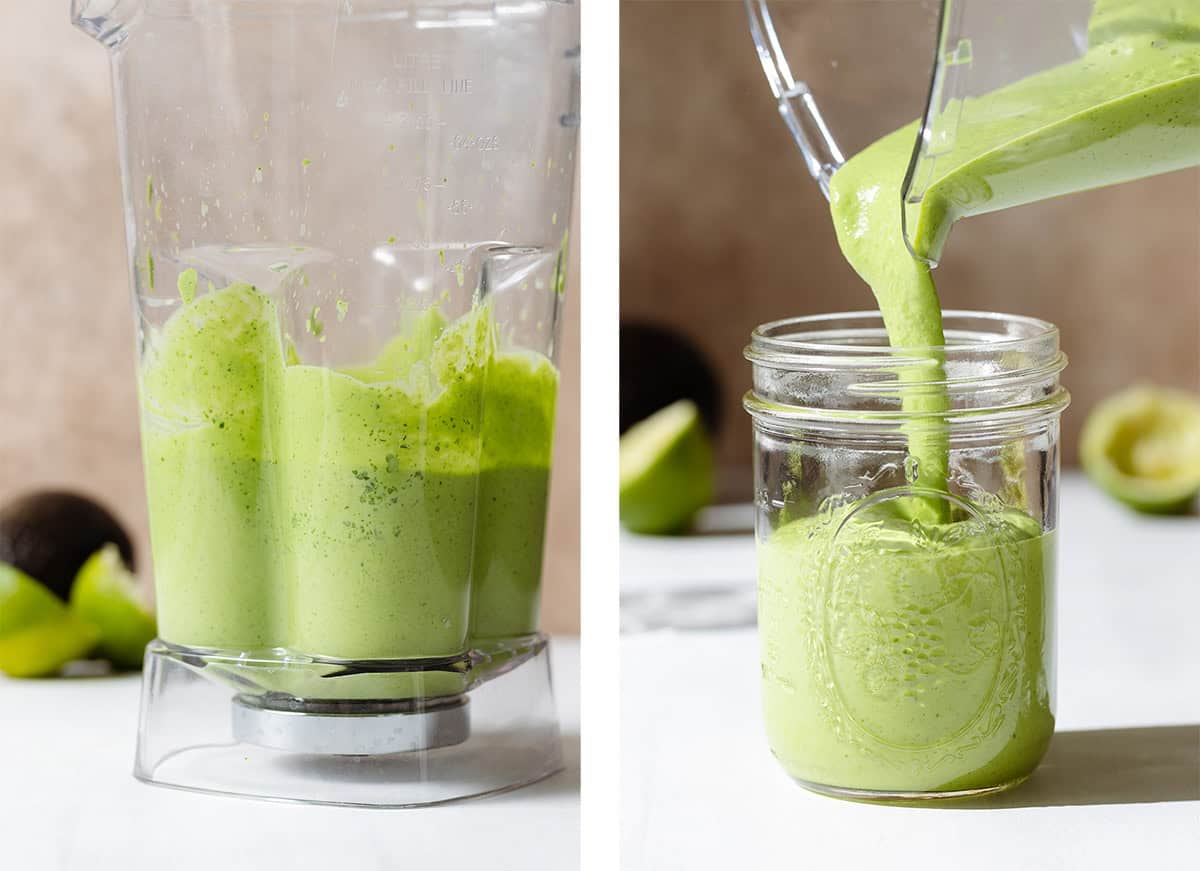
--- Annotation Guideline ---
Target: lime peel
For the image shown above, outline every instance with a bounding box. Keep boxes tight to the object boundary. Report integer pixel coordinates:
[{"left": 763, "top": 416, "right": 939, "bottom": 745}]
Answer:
[
  {"left": 0, "top": 564, "right": 99, "bottom": 678},
  {"left": 1080, "top": 385, "right": 1200, "bottom": 514},
  {"left": 70, "top": 545, "right": 157, "bottom": 671}
]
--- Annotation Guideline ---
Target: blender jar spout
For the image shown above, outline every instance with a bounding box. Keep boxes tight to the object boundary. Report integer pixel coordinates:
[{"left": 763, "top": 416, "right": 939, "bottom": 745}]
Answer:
[{"left": 71, "top": 0, "right": 143, "bottom": 48}]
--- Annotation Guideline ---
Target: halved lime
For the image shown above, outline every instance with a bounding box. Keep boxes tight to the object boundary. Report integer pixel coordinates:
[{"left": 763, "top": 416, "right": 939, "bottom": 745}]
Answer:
[
  {"left": 70, "top": 545, "right": 157, "bottom": 671},
  {"left": 0, "top": 564, "right": 99, "bottom": 678},
  {"left": 620, "top": 399, "right": 715, "bottom": 534},
  {"left": 1080, "top": 385, "right": 1200, "bottom": 514}
]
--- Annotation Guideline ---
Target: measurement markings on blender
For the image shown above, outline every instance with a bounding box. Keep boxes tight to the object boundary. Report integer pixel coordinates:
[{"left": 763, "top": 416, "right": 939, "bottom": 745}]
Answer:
[
  {"left": 388, "top": 175, "right": 448, "bottom": 193},
  {"left": 349, "top": 76, "right": 476, "bottom": 97},
  {"left": 451, "top": 135, "right": 501, "bottom": 151},
  {"left": 379, "top": 111, "right": 448, "bottom": 130},
  {"left": 392, "top": 51, "right": 444, "bottom": 72}
]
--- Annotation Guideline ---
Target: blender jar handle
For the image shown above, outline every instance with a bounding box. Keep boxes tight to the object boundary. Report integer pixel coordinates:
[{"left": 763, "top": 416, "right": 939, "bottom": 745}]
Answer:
[
  {"left": 744, "top": 0, "right": 846, "bottom": 198},
  {"left": 744, "top": 0, "right": 974, "bottom": 266}
]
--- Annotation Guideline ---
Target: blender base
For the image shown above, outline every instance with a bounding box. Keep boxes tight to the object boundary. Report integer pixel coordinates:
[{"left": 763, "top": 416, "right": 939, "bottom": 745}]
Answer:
[
  {"left": 134, "top": 638, "right": 563, "bottom": 807},
  {"left": 230, "top": 694, "right": 472, "bottom": 756}
]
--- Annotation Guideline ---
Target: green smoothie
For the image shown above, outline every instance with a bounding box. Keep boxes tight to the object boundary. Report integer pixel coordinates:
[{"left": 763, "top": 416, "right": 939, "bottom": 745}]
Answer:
[
  {"left": 140, "top": 281, "right": 557, "bottom": 663},
  {"left": 760, "top": 0, "right": 1199, "bottom": 794},
  {"left": 471, "top": 351, "right": 559, "bottom": 639},
  {"left": 759, "top": 501, "right": 1055, "bottom": 792}
]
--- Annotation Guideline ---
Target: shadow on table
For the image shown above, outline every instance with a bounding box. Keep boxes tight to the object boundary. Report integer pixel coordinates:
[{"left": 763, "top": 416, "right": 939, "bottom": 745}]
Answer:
[
  {"left": 53, "top": 661, "right": 133, "bottom": 679},
  {"left": 955, "top": 724, "right": 1200, "bottom": 809},
  {"left": 263, "top": 730, "right": 578, "bottom": 805},
  {"left": 487, "top": 731, "right": 580, "bottom": 804}
]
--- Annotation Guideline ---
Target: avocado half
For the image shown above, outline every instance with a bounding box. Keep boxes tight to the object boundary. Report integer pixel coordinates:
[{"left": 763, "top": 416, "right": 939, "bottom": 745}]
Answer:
[{"left": 0, "top": 491, "right": 135, "bottom": 600}]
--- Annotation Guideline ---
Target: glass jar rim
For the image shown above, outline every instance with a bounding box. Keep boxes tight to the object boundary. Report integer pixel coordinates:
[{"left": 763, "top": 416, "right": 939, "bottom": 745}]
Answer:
[
  {"left": 743, "top": 310, "right": 1070, "bottom": 432},
  {"left": 745, "top": 310, "right": 1060, "bottom": 366}
]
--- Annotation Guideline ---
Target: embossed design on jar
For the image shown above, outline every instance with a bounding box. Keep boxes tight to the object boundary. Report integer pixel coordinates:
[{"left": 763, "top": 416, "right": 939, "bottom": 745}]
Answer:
[{"left": 820, "top": 489, "right": 1011, "bottom": 751}]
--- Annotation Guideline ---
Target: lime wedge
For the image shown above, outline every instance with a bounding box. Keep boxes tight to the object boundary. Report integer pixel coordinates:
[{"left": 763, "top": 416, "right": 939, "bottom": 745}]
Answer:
[
  {"left": 0, "top": 564, "right": 99, "bottom": 678},
  {"left": 1080, "top": 385, "right": 1200, "bottom": 514},
  {"left": 70, "top": 545, "right": 157, "bottom": 670},
  {"left": 620, "top": 399, "right": 715, "bottom": 534}
]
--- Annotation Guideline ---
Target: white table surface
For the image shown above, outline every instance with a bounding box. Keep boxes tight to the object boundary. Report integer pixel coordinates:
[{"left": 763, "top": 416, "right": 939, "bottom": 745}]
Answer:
[
  {"left": 1, "top": 639, "right": 579, "bottom": 870},
  {"left": 621, "top": 473, "right": 1200, "bottom": 869}
]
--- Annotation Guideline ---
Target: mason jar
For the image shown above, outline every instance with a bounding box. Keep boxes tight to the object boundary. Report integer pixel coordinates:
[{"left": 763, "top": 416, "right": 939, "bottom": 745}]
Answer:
[{"left": 744, "top": 311, "right": 1070, "bottom": 801}]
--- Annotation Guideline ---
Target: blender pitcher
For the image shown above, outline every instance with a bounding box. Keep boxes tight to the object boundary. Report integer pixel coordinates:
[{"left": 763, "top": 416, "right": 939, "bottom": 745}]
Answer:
[
  {"left": 72, "top": 0, "right": 579, "bottom": 807},
  {"left": 746, "top": 0, "right": 1200, "bottom": 262}
]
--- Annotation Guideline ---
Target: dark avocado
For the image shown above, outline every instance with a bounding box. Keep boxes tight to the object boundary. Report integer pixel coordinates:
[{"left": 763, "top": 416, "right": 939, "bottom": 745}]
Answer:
[{"left": 0, "top": 491, "right": 135, "bottom": 600}]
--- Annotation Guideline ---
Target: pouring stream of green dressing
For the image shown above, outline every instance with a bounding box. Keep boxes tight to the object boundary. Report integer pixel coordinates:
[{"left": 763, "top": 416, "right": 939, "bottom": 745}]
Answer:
[{"left": 829, "top": 0, "right": 1200, "bottom": 502}]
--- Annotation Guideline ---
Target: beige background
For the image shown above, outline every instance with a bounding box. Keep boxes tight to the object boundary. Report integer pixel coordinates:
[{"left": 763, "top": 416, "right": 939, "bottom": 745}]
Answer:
[
  {"left": 622, "top": 0, "right": 1200, "bottom": 500},
  {"left": 0, "top": 2, "right": 579, "bottom": 635}
]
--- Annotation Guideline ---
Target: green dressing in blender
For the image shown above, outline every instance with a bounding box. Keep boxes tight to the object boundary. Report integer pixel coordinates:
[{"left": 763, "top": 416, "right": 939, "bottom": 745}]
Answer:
[{"left": 140, "top": 282, "right": 556, "bottom": 663}]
